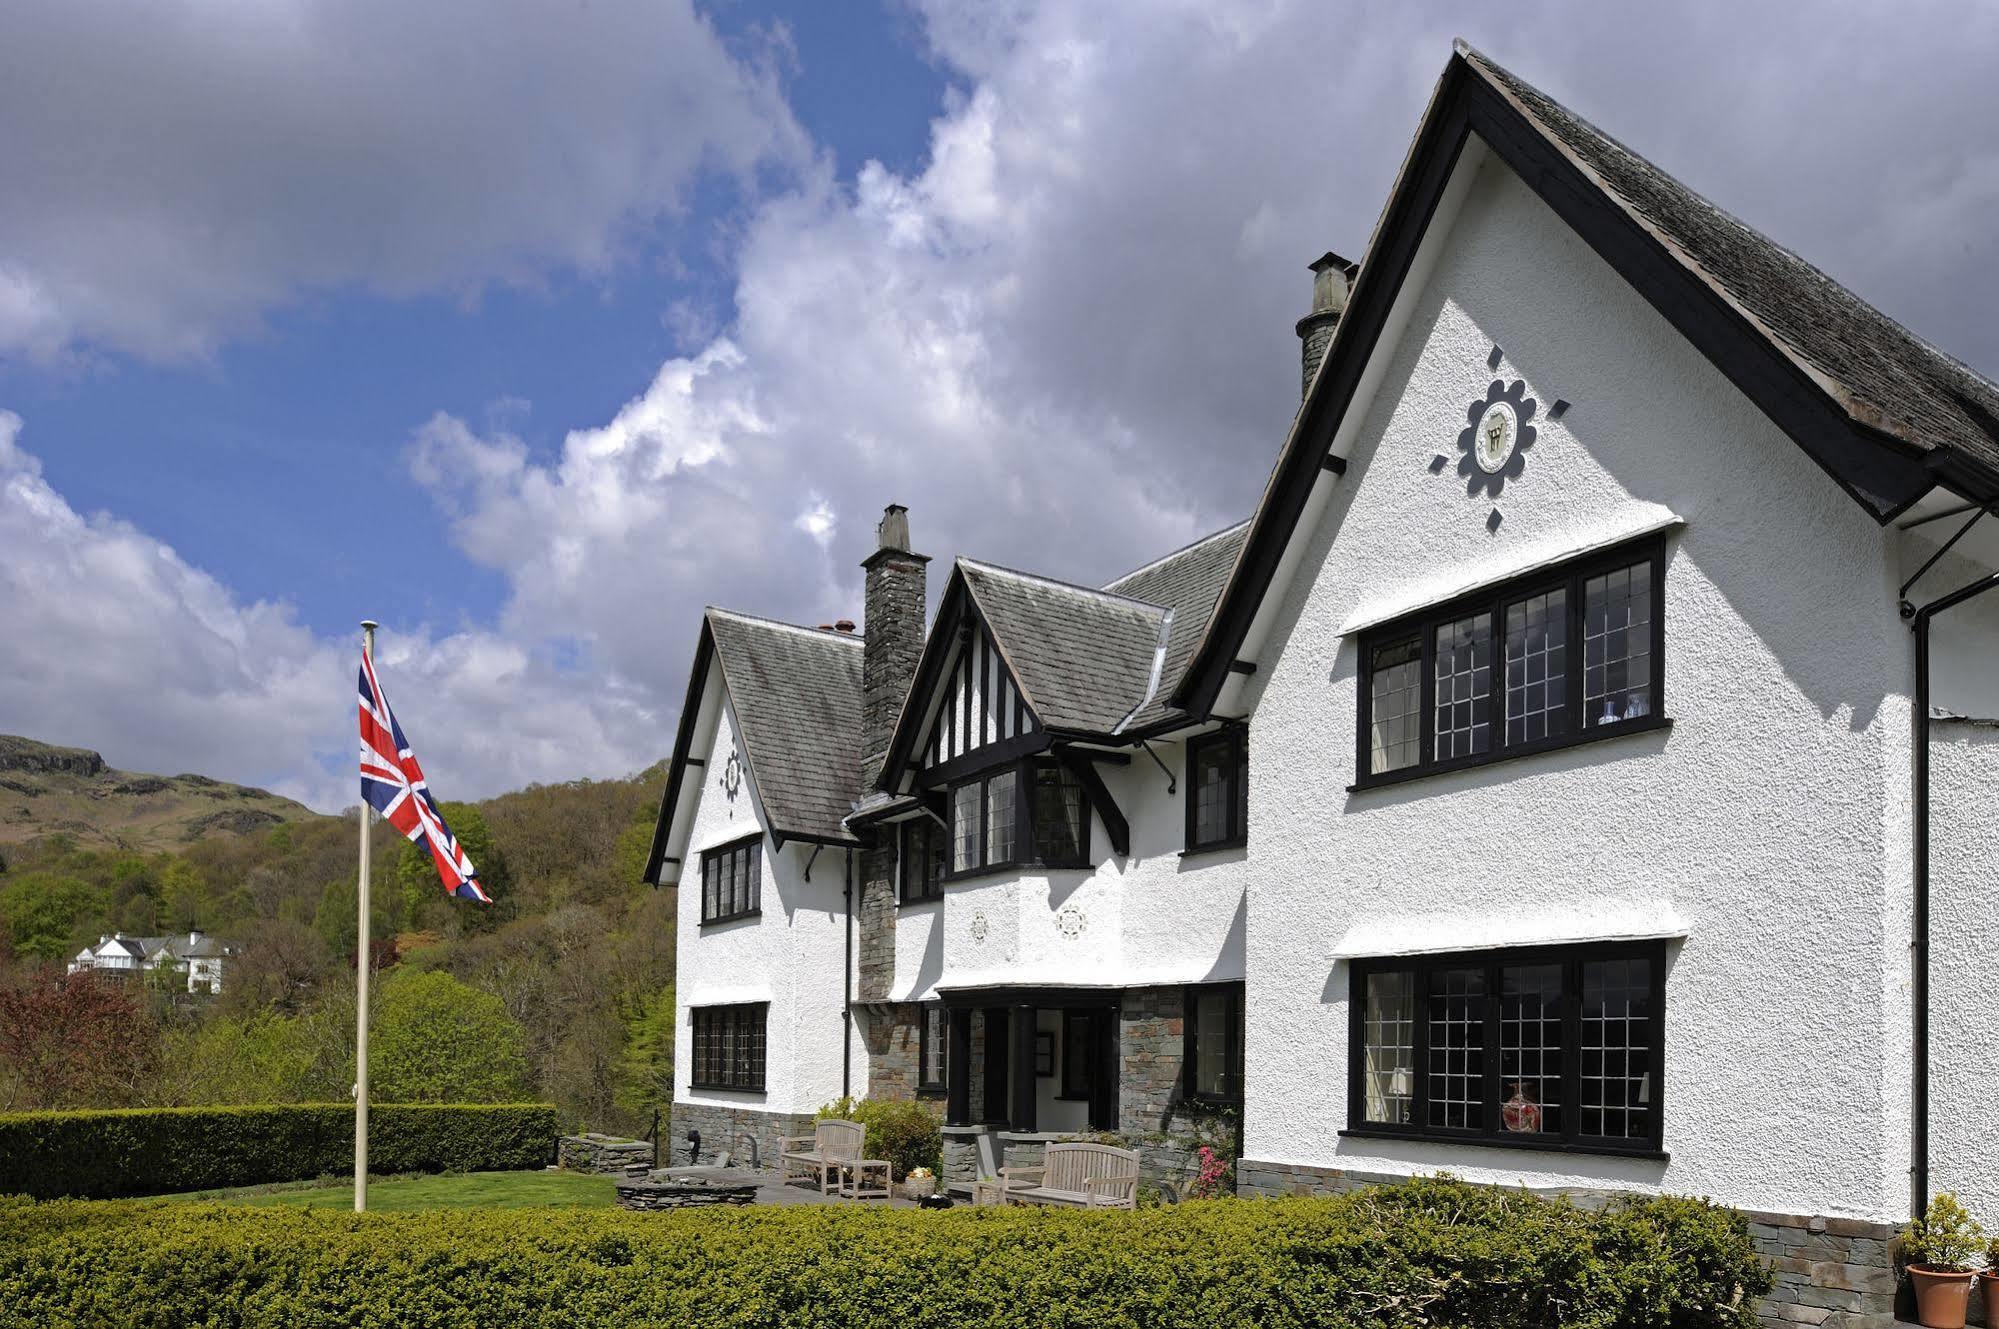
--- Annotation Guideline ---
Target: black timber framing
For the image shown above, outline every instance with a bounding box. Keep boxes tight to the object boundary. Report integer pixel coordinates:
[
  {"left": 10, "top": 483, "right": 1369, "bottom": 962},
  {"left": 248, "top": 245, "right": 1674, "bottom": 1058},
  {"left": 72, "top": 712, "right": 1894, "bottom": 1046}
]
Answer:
[
  {"left": 1055, "top": 746, "right": 1130, "bottom": 857},
  {"left": 1174, "top": 49, "right": 1994, "bottom": 718}
]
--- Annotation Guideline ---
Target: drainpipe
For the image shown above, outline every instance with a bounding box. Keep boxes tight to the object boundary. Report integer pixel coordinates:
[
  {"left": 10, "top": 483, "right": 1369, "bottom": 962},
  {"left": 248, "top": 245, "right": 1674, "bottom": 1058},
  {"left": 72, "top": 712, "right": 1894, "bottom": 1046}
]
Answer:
[
  {"left": 1902, "top": 530, "right": 1999, "bottom": 1218},
  {"left": 843, "top": 847, "right": 854, "bottom": 1099}
]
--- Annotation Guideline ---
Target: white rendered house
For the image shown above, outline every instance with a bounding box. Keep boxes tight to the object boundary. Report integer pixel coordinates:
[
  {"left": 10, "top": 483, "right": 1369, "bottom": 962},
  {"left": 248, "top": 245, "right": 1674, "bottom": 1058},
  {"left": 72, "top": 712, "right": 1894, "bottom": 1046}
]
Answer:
[{"left": 646, "top": 42, "right": 1999, "bottom": 1326}]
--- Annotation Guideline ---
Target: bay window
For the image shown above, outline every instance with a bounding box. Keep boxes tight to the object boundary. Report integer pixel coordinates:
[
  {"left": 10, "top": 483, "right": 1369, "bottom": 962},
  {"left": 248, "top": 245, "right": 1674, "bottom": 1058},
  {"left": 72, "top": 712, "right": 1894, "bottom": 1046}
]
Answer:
[
  {"left": 938, "top": 756, "right": 1092, "bottom": 882},
  {"left": 1185, "top": 726, "right": 1248, "bottom": 853}
]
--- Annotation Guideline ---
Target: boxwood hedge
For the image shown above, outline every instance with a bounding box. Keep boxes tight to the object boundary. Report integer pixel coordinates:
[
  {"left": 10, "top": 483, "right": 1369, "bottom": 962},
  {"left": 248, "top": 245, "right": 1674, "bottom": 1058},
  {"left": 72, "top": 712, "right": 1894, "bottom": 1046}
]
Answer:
[
  {"left": 0, "top": 1176, "right": 1769, "bottom": 1329},
  {"left": 0, "top": 1103, "right": 557, "bottom": 1199}
]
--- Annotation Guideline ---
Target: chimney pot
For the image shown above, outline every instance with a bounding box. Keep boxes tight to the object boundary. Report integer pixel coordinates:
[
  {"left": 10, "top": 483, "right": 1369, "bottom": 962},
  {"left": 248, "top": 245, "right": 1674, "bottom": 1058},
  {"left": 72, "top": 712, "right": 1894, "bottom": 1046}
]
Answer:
[
  {"left": 834, "top": 619, "right": 857, "bottom": 634},
  {"left": 1297, "top": 250, "right": 1358, "bottom": 400},
  {"left": 876, "top": 504, "right": 911, "bottom": 553}
]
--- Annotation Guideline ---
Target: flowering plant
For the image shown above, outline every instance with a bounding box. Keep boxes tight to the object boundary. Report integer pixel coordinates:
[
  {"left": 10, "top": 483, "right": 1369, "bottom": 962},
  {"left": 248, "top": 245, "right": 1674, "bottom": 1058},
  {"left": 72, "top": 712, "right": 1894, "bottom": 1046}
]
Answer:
[
  {"left": 1186, "top": 1145, "right": 1232, "bottom": 1201},
  {"left": 908, "top": 1166, "right": 934, "bottom": 1180}
]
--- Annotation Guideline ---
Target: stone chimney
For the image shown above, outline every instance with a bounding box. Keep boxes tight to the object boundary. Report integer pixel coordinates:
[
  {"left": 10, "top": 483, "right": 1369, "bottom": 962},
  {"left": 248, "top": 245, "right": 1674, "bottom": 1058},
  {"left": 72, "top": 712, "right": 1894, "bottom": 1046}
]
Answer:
[
  {"left": 1295, "top": 250, "right": 1357, "bottom": 399},
  {"left": 860, "top": 504, "right": 928, "bottom": 789}
]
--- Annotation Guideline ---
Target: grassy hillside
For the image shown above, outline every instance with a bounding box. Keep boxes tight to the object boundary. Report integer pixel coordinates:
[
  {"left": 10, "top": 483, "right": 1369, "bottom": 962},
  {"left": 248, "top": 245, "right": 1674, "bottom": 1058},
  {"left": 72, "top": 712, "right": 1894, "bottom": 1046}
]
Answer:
[{"left": 0, "top": 735, "right": 322, "bottom": 853}]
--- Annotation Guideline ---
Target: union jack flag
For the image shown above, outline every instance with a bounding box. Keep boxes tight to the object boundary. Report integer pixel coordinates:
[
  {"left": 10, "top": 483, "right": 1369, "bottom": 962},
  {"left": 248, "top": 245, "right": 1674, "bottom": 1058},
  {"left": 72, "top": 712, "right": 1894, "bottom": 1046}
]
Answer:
[{"left": 358, "top": 650, "right": 491, "bottom": 903}]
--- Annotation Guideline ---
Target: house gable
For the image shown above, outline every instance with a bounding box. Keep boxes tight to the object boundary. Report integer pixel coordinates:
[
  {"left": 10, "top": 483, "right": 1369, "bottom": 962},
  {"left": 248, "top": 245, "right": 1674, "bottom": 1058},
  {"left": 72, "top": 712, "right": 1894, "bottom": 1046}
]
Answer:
[{"left": 1176, "top": 41, "right": 1999, "bottom": 718}]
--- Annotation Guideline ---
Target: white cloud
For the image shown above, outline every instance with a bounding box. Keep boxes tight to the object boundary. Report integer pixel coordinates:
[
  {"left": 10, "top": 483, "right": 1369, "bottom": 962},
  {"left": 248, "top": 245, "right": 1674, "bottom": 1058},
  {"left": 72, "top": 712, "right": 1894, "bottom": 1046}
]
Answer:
[
  {"left": 0, "top": 412, "right": 657, "bottom": 810},
  {"left": 0, "top": 0, "right": 811, "bottom": 362}
]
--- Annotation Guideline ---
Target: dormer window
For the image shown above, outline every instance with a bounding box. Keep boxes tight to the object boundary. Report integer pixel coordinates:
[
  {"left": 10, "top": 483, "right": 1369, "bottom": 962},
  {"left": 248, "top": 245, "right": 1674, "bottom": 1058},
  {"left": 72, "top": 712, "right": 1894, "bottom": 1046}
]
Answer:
[
  {"left": 928, "top": 756, "right": 1092, "bottom": 887},
  {"left": 1356, "top": 535, "right": 1666, "bottom": 788}
]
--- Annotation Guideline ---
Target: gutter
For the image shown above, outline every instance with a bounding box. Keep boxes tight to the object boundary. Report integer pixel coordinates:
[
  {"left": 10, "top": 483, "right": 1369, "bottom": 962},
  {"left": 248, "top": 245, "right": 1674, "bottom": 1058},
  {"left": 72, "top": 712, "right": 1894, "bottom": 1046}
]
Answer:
[{"left": 1900, "top": 511, "right": 1999, "bottom": 1218}]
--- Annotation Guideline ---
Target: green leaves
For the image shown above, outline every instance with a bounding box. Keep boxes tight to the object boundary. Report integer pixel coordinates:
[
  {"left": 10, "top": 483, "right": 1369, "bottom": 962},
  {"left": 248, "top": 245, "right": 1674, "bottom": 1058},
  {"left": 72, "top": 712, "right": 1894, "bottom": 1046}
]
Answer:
[
  {"left": 0, "top": 1103, "right": 558, "bottom": 1199},
  {"left": 371, "top": 969, "right": 533, "bottom": 1104},
  {"left": 0, "top": 1177, "right": 1771, "bottom": 1329}
]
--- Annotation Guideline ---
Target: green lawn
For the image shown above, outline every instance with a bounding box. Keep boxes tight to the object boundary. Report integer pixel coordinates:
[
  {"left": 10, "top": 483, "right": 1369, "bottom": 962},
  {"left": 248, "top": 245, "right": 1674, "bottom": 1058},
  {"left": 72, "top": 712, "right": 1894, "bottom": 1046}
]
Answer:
[{"left": 165, "top": 1170, "right": 616, "bottom": 1211}]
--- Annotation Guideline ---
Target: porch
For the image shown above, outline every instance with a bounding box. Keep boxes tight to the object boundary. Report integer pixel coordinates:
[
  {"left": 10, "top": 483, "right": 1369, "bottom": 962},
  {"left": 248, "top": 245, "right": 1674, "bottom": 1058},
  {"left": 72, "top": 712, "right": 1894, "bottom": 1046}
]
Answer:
[{"left": 939, "top": 988, "right": 1122, "bottom": 1136}]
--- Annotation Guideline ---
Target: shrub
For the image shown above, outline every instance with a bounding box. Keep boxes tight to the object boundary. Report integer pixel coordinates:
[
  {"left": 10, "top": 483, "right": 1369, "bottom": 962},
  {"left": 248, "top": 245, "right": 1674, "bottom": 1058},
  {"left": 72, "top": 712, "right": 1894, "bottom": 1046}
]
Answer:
[
  {"left": 0, "top": 1102, "right": 557, "bottom": 1199},
  {"left": 0, "top": 1176, "right": 1768, "bottom": 1329},
  {"left": 1903, "top": 1192, "right": 1986, "bottom": 1270},
  {"left": 815, "top": 1096, "right": 942, "bottom": 1180}
]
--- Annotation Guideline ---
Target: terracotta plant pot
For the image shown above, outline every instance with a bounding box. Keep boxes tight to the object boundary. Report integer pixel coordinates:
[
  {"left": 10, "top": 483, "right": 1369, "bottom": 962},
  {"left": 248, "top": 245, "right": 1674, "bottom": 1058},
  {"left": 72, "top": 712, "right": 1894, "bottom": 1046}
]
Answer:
[
  {"left": 1982, "top": 1271, "right": 1999, "bottom": 1323},
  {"left": 1908, "top": 1265, "right": 1976, "bottom": 1329}
]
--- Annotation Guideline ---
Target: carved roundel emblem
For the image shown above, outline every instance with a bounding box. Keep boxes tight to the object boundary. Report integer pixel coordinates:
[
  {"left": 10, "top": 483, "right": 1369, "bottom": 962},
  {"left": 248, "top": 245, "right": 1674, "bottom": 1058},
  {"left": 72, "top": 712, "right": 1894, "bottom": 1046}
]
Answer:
[
  {"left": 1454, "top": 378, "right": 1537, "bottom": 498},
  {"left": 1055, "top": 904, "right": 1087, "bottom": 939},
  {"left": 721, "top": 750, "right": 744, "bottom": 803},
  {"left": 969, "top": 911, "right": 989, "bottom": 943}
]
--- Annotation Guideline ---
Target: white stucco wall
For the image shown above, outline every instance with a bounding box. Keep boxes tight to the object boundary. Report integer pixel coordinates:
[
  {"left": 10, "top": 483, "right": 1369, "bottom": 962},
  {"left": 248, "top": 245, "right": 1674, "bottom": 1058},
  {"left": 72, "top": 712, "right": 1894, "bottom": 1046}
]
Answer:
[
  {"left": 1929, "top": 720, "right": 1999, "bottom": 1215},
  {"left": 1241, "top": 146, "right": 1921, "bottom": 1221},
  {"left": 888, "top": 736, "right": 1247, "bottom": 1001},
  {"left": 674, "top": 697, "right": 856, "bottom": 1117}
]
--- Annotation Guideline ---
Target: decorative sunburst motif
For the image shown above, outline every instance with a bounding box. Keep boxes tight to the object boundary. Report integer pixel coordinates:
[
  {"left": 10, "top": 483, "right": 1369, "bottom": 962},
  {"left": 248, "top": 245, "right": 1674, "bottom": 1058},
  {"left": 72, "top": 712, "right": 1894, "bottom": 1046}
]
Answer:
[
  {"left": 1454, "top": 378, "right": 1538, "bottom": 499},
  {"left": 721, "top": 749, "right": 744, "bottom": 803}
]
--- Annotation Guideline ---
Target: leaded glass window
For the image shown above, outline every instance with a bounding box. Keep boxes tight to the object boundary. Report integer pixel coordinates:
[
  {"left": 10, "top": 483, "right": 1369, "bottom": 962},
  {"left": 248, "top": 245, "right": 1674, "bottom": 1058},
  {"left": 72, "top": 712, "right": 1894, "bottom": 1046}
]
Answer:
[
  {"left": 951, "top": 782, "right": 980, "bottom": 872},
  {"left": 1368, "top": 638, "right": 1423, "bottom": 774},
  {"left": 1505, "top": 589, "right": 1569, "bottom": 745},
  {"left": 1585, "top": 561, "right": 1654, "bottom": 727},
  {"left": 1033, "top": 760, "right": 1089, "bottom": 865},
  {"left": 699, "top": 836, "right": 760, "bottom": 923},
  {"left": 1361, "top": 970, "right": 1415, "bottom": 1125}
]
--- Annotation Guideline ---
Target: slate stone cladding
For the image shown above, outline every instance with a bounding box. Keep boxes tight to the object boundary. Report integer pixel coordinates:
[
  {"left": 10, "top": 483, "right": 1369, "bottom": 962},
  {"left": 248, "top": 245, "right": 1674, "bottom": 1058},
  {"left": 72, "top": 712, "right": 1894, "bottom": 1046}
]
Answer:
[
  {"left": 1116, "top": 986, "right": 1242, "bottom": 1195},
  {"left": 667, "top": 1101, "right": 814, "bottom": 1175},
  {"left": 860, "top": 541, "right": 927, "bottom": 787},
  {"left": 857, "top": 842, "right": 897, "bottom": 1002},
  {"left": 861, "top": 1002, "right": 924, "bottom": 1099},
  {"left": 1236, "top": 1160, "right": 1901, "bottom": 1329}
]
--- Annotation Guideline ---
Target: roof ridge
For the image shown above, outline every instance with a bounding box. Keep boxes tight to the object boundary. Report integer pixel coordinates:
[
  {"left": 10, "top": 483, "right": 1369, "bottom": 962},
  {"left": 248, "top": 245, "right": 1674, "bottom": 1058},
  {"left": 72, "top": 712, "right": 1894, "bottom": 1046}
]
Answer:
[
  {"left": 1102, "top": 518, "right": 1251, "bottom": 591},
  {"left": 958, "top": 557, "right": 1166, "bottom": 617},
  {"left": 705, "top": 606, "right": 865, "bottom": 645}
]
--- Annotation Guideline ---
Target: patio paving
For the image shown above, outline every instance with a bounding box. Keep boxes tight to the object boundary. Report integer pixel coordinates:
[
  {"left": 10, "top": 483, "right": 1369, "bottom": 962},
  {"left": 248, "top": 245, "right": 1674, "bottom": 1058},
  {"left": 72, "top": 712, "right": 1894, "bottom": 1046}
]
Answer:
[{"left": 633, "top": 1165, "right": 928, "bottom": 1209}]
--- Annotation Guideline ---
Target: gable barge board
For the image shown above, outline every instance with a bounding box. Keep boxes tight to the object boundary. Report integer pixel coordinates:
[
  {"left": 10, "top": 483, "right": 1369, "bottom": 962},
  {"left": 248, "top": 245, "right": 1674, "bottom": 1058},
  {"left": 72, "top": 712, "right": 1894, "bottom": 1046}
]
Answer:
[{"left": 643, "top": 621, "right": 716, "bottom": 885}]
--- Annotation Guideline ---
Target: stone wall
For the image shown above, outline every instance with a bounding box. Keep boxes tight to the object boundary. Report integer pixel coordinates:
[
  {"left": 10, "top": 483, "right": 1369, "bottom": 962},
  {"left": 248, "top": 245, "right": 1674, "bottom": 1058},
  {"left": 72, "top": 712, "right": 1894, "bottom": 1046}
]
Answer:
[
  {"left": 1116, "top": 986, "right": 1242, "bottom": 1196},
  {"left": 1236, "top": 1159, "right": 1901, "bottom": 1329},
  {"left": 558, "top": 1133, "right": 654, "bottom": 1174},
  {"left": 668, "top": 1101, "right": 814, "bottom": 1174},
  {"left": 856, "top": 845, "right": 897, "bottom": 1002},
  {"left": 861, "top": 1001, "right": 924, "bottom": 1099}
]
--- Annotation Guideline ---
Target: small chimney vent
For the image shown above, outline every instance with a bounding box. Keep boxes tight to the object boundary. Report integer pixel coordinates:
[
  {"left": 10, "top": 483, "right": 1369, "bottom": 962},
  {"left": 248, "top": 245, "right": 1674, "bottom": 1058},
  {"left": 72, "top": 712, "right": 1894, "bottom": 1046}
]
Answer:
[
  {"left": 1296, "top": 250, "right": 1358, "bottom": 400},
  {"left": 876, "top": 503, "right": 911, "bottom": 553},
  {"left": 834, "top": 619, "right": 857, "bottom": 634}
]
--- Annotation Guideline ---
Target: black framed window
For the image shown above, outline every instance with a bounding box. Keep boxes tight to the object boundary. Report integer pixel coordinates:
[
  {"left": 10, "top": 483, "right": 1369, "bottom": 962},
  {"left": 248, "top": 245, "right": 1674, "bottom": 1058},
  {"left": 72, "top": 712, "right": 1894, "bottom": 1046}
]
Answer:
[
  {"left": 1185, "top": 727, "right": 1248, "bottom": 853},
  {"left": 1032, "top": 762, "right": 1090, "bottom": 866},
  {"left": 690, "top": 1002, "right": 767, "bottom": 1092},
  {"left": 900, "top": 818, "right": 946, "bottom": 904},
  {"left": 1356, "top": 535, "right": 1666, "bottom": 789},
  {"left": 699, "top": 834, "right": 762, "bottom": 924},
  {"left": 917, "top": 1004, "right": 947, "bottom": 1093},
  {"left": 940, "top": 758, "right": 1094, "bottom": 882},
  {"left": 1347, "top": 941, "right": 1664, "bottom": 1155},
  {"left": 1182, "top": 982, "right": 1245, "bottom": 1103},
  {"left": 1060, "top": 1010, "right": 1095, "bottom": 1099}
]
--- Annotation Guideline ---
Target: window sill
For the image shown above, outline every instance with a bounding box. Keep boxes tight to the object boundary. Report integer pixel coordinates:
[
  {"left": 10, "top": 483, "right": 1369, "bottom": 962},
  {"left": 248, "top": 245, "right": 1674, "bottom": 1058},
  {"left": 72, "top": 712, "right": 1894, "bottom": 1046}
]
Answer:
[
  {"left": 1338, "top": 1126, "right": 1667, "bottom": 1162},
  {"left": 689, "top": 1083, "right": 768, "bottom": 1096},
  {"left": 898, "top": 895, "right": 943, "bottom": 910},
  {"left": 1179, "top": 838, "right": 1247, "bottom": 859},
  {"left": 942, "top": 858, "right": 1091, "bottom": 885},
  {"left": 1348, "top": 715, "right": 1673, "bottom": 794},
  {"left": 916, "top": 1086, "right": 946, "bottom": 1099},
  {"left": 698, "top": 910, "right": 762, "bottom": 929}
]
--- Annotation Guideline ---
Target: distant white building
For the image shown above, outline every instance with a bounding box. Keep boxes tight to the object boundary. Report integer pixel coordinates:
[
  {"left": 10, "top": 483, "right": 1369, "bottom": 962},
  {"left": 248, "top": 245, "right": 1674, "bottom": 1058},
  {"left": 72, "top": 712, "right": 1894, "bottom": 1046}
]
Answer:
[{"left": 67, "top": 931, "right": 230, "bottom": 994}]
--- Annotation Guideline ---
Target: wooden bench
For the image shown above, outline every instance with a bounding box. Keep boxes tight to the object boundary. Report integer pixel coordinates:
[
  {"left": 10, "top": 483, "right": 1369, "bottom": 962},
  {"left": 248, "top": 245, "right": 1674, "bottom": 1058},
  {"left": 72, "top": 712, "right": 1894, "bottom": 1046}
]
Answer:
[
  {"left": 779, "top": 1119, "right": 865, "bottom": 1196},
  {"left": 997, "top": 1141, "right": 1139, "bottom": 1210}
]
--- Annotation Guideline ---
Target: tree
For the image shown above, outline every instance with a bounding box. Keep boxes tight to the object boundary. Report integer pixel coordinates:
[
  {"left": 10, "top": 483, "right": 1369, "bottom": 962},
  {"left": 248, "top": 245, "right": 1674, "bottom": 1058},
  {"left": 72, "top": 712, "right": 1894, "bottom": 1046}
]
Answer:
[
  {"left": 0, "top": 873, "right": 105, "bottom": 964},
  {"left": 398, "top": 801, "right": 508, "bottom": 932},
  {"left": 221, "top": 919, "right": 335, "bottom": 1017},
  {"left": 614, "top": 984, "right": 675, "bottom": 1116},
  {"left": 370, "top": 967, "right": 530, "bottom": 1103},
  {"left": 0, "top": 971, "right": 156, "bottom": 1109}
]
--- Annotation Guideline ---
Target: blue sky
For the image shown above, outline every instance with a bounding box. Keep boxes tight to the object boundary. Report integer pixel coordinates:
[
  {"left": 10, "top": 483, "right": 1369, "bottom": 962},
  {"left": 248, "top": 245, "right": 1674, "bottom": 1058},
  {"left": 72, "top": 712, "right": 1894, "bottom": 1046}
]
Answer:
[{"left": 2, "top": 1, "right": 1996, "bottom": 811}]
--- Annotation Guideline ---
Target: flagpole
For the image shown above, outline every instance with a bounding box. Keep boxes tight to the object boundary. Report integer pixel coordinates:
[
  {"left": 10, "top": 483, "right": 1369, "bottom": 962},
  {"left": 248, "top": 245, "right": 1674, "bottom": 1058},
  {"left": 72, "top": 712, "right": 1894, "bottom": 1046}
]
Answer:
[{"left": 355, "top": 620, "right": 377, "bottom": 1214}]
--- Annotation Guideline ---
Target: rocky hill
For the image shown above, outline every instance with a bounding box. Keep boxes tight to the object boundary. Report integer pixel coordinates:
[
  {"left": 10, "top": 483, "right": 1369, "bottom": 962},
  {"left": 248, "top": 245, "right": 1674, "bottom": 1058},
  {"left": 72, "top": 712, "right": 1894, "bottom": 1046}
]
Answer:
[{"left": 0, "top": 735, "right": 323, "bottom": 852}]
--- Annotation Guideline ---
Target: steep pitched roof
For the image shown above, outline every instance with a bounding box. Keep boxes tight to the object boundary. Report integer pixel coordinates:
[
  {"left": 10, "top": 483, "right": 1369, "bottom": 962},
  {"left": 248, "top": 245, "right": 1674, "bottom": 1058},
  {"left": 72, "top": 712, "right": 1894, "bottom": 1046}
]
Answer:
[
  {"left": 1176, "top": 41, "right": 1999, "bottom": 715},
  {"left": 705, "top": 609, "right": 864, "bottom": 843},
  {"left": 876, "top": 521, "right": 1248, "bottom": 789},
  {"left": 643, "top": 608, "right": 863, "bottom": 883},
  {"left": 960, "top": 560, "right": 1165, "bottom": 733}
]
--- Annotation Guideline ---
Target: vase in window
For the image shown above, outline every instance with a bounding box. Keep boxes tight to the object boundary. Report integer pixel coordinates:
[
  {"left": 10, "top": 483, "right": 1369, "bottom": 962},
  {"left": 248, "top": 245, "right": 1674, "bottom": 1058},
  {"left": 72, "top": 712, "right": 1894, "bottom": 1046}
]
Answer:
[
  {"left": 1625, "top": 693, "right": 1650, "bottom": 719},
  {"left": 1501, "top": 1083, "right": 1542, "bottom": 1133},
  {"left": 1599, "top": 700, "right": 1620, "bottom": 726}
]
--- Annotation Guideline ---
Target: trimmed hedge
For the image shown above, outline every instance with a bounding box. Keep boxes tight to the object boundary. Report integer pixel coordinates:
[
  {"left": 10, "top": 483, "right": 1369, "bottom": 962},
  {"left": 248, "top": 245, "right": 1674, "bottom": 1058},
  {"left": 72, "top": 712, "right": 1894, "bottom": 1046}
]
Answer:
[
  {"left": 0, "top": 1177, "right": 1770, "bottom": 1328},
  {"left": 0, "top": 1103, "right": 558, "bottom": 1199}
]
